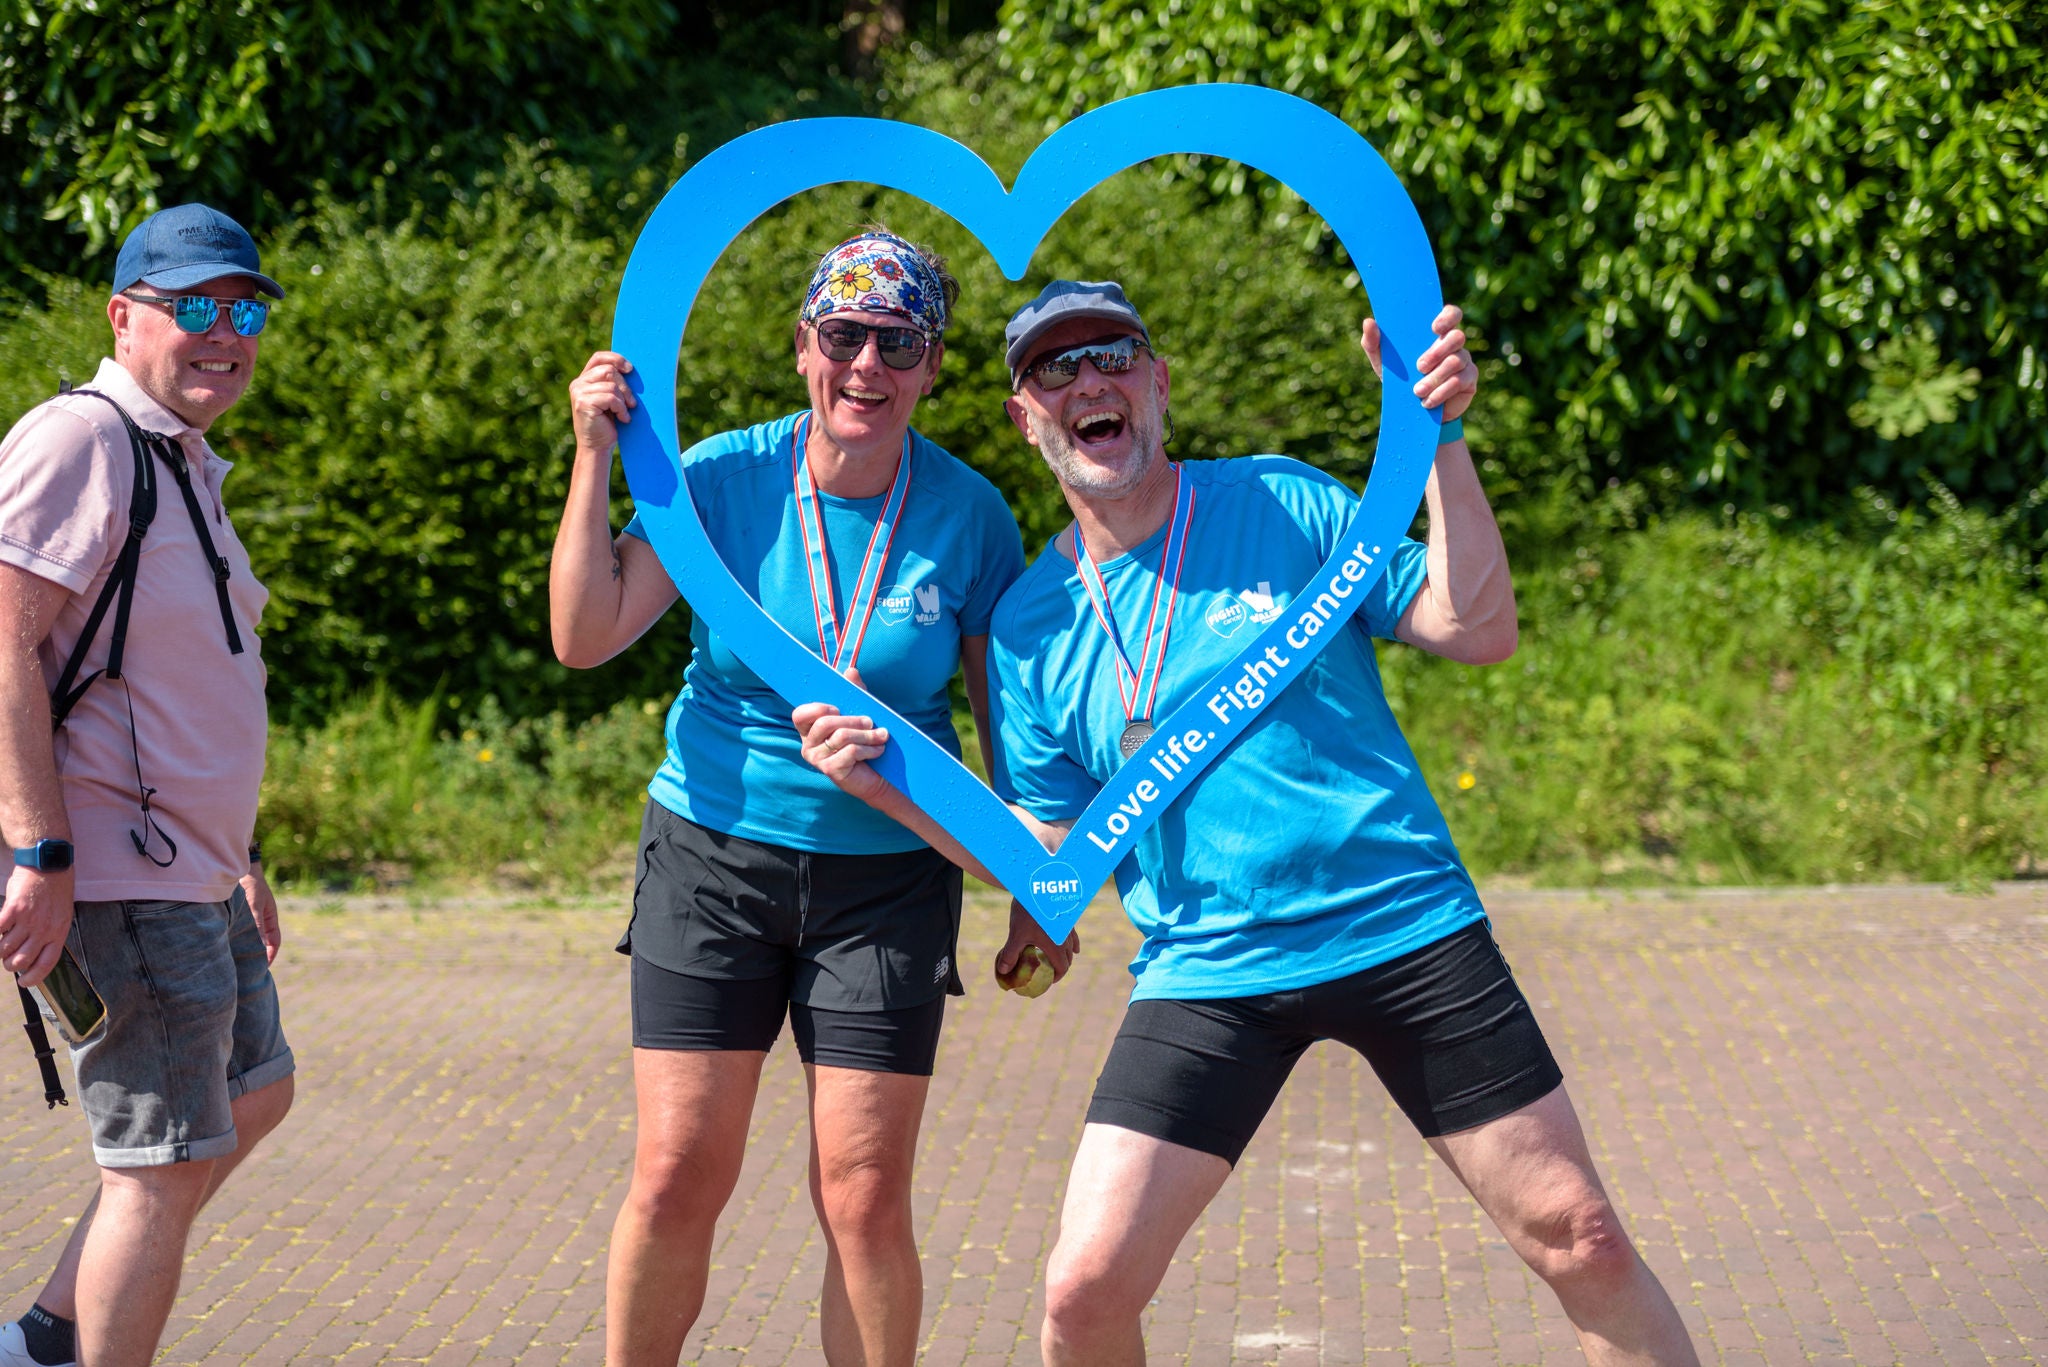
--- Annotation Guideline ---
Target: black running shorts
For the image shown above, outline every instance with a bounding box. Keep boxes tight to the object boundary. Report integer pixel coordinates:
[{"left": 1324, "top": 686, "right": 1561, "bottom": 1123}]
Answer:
[
  {"left": 1087, "top": 921, "right": 1563, "bottom": 1162},
  {"left": 619, "top": 800, "right": 961, "bottom": 1074}
]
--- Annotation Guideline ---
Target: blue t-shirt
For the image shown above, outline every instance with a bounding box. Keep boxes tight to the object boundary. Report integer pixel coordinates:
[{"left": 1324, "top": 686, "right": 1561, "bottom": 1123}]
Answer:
[
  {"left": 988, "top": 456, "right": 1485, "bottom": 1001},
  {"left": 626, "top": 413, "right": 1024, "bottom": 854}
]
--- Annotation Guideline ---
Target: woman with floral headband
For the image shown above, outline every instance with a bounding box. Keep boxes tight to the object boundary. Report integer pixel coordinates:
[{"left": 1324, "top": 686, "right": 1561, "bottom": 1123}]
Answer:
[{"left": 549, "top": 230, "right": 1047, "bottom": 1365}]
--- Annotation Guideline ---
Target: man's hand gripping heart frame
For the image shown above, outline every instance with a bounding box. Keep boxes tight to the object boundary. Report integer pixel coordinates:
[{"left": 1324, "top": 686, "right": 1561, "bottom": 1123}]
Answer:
[{"left": 612, "top": 84, "right": 1447, "bottom": 943}]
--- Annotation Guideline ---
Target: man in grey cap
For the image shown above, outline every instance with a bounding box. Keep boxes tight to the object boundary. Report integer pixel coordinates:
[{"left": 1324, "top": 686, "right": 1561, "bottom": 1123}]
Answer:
[
  {"left": 796, "top": 279, "right": 1699, "bottom": 1364},
  {"left": 0, "top": 203, "right": 291, "bottom": 1367}
]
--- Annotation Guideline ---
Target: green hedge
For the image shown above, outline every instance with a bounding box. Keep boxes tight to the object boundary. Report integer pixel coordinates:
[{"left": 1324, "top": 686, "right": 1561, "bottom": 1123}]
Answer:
[
  {"left": 992, "top": 0, "right": 2048, "bottom": 510},
  {"left": 258, "top": 494, "right": 2047, "bottom": 889},
  {"left": 5, "top": 28, "right": 2040, "bottom": 736},
  {"left": 0, "top": 0, "right": 666, "bottom": 265},
  {"left": 2, "top": 81, "right": 1547, "bottom": 722}
]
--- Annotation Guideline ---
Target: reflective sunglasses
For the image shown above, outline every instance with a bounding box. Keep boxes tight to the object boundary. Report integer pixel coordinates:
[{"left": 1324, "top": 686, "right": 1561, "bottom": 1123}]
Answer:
[
  {"left": 122, "top": 291, "right": 271, "bottom": 337},
  {"left": 1020, "top": 335, "right": 1150, "bottom": 390},
  {"left": 812, "top": 319, "right": 930, "bottom": 370}
]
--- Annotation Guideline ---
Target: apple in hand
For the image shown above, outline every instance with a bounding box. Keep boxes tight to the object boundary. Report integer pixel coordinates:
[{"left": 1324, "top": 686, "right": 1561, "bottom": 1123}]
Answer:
[{"left": 998, "top": 944, "right": 1057, "bottom": 999}]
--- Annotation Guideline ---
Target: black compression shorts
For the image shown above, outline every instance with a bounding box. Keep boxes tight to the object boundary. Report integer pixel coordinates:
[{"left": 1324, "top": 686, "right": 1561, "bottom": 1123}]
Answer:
[
  {"left": 619, "top": 799, "right": 961, "bottom": 1075},
  {"left": 1087, "top": 921, "right": 1563, "bottom": 1162}
]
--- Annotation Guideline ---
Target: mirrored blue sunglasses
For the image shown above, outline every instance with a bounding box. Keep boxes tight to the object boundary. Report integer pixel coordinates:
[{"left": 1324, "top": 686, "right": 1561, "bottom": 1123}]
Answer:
[{"left": 123, "top": 291, "right": 271, "bottom": 337}]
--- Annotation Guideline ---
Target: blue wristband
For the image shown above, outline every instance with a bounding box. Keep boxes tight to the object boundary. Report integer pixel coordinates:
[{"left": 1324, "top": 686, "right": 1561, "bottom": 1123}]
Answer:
[{"left": 1436, "top": 416, "right": 1465, "bottom": 446}]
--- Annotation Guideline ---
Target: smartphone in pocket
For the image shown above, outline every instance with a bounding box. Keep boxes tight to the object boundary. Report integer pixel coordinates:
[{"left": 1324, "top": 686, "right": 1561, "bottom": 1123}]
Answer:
[{"left": 27, "top": 947, "right": 107, "bottom": 1045}]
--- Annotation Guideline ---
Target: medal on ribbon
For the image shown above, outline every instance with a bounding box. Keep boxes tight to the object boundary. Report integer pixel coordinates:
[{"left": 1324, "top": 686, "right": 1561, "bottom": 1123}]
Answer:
[
  {"left": 792, "top": 414, "right": 914, "bottom": 672},
  {"left": 1072, "top": 464, "right": 1195, "bottom": 764}
]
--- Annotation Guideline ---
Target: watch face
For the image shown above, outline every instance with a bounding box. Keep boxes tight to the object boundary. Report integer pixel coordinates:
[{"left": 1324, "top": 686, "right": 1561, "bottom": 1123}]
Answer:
[{"left": 16, "top": 840, "right": 72, "bottom": 871}]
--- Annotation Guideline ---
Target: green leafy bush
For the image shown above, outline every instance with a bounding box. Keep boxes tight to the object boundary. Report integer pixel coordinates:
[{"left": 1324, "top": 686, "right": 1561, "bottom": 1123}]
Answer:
[
  {"left": 6, "top": 21, "right": 2042, "bottom": 895},
  {"left": 260, "top": 689, "right": 670, "bottom": 888},
  {"left": 0, "top": 275, "right": 105, "bottom": 415},
  {"left": 224, "top": 154, "right": 686, "bottom": 724},
  {"left": 655, "top": 55, "right": 1545, "bottom": 556},
  {"left": 991, "top": 0, "right": 2048, "bottom": 511},
  {"left": 0, "top": 0, "right": 666, "bottom": 261},
  {"left": 1384, "top": 489, "right": 2048, "bottom": 885},
  {"left": 0, "top": 0, "right": 885, "bottom": 285},
  {"left": 256, "top": 492, "right": 2048, "bottom": 891}
]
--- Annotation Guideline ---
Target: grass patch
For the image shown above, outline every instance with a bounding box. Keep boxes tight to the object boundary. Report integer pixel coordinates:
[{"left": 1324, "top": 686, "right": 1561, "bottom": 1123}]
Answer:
[
  {"left": 1387, "top": 488, "right": 2048, "bottom": 886},
  {"left": 260, "top": 690, "right": 668, "bottom": 890},
  {"left": 259, "top": 491, "right": 2047, "bottom": 891}
]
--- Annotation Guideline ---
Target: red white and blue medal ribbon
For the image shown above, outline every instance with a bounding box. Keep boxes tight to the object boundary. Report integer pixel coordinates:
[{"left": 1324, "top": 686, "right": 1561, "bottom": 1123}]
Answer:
[
  {"left": 792, "top": 413, "right": 914, "bottom": 672},
  {"left": 1072, "top": 464, "right": 1195, "bottom": 758}
]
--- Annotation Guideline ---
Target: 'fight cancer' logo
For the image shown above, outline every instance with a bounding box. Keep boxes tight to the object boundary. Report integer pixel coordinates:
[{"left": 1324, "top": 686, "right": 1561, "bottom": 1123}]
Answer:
[
  {"left": 878, "top": 581, "right": 942, "bottom": 628},
  {"left": 1206, "top": 596, "right": 1248, "bottom": 637}
]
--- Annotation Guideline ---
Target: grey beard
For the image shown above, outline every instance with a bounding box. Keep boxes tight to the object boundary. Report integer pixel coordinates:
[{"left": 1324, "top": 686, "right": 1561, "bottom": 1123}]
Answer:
[{"left": 1028, "top": 405, "right": 1163, "bottom": 500}]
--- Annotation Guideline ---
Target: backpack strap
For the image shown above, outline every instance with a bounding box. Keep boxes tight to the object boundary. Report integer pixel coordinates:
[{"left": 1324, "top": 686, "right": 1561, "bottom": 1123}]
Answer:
[
  {"left": 17, "top": 984, "right": 66, "bottom": 1109},
  {"left": 158, "top": 444, "right": 245, "bottom": 658},
  {"left": 44, "top": 387, "right": 245, "bottom": 730},
  {"left": 48, "top": 388, "right": 158, "bottom": 729}
]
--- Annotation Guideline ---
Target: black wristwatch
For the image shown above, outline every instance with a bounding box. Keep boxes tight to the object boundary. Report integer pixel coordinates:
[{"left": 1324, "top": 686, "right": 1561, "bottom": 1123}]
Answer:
[{"left": 12, "top": 839, "right": 74, "bottom": 872}]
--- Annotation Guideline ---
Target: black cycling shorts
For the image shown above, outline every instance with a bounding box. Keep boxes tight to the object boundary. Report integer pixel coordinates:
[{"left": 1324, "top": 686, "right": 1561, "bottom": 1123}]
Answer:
[
  {"left": 619, "top": 800, "right": 961, "bottom": 1075},
  {"left": 1087, "top": 921, "right": 1563, "bottom": 1162}
]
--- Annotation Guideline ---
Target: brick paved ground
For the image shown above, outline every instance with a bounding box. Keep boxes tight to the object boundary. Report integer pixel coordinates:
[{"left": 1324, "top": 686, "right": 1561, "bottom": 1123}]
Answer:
[{"left": 3, "top": 882, "right": 2045, "bottom": 1364}]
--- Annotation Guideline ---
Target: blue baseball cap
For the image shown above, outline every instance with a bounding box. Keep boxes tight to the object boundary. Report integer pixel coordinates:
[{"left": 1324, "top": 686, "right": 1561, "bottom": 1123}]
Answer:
[
  {"left": 1004, "top": 280, "right": 1149, "bottom": 383},
  {"left": 111, "top": 203, "right": 285, "bottom": 300}
]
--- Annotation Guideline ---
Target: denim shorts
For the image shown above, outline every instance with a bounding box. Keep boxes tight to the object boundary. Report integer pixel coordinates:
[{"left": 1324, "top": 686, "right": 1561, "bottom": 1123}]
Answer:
[{"left": 64, "top": 886, "right": 294, "bottom": 1168}]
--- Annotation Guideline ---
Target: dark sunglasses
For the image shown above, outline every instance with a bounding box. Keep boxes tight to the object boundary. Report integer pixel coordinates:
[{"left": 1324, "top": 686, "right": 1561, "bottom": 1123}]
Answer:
[
  {"left": 123, "top": 291, "right": 271, "bottom": 337},
  {"left": 812, "top": 319, "right": 931, "bottom": 370},
  {"left": 1020, "top": 335, "right": 1150, "bottom": 390}
]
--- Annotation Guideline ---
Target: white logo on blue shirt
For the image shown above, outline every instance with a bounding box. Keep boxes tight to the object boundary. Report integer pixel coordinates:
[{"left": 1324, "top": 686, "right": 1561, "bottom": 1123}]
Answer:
[
  {"left": 1241, "top": 581, "right": 1284, "bottom": 623},
  {"left": 877, "top": 583, "right": 914, "bottom": 626},
  {"left": 877, "top": 580, "right": 942, "bottom": 628},
  {"left": 1207, "top": 581, "right": 1284, "bottom": 637}
]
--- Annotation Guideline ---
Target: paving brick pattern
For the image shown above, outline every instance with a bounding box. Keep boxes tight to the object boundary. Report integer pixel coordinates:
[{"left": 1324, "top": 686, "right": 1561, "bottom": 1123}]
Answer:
[{"left": 3, "top": 883, "right": 2045, "bottom": 1364}]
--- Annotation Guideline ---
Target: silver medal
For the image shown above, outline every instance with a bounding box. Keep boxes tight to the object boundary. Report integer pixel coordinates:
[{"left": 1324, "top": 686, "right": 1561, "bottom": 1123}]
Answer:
[{"left": 1118, "top": 720, "right": 1155, "bottom": 761}]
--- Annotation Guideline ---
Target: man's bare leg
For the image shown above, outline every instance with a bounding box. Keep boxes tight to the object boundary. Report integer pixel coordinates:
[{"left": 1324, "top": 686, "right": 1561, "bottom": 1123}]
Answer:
[
  {"left": 23, "top": 1190, "right": 95, "bottom": 1328},
  {"left": 29, "top": 1071, "right": 294, "bottom": 1355},
  {"left": 606, "top": 1049, "right": 764, "bottom": 1367},
  {"left": 1430, "top": 1085, "right": 1700, "bottom": 1365},
  {"left": 1040, "top": 1124, "right": 1232, "bottom": 1367},
  {"left": 805, "top": 1065, "right": 931, "bottom": 1367},
  {"left": 71, "top": 1157, "right": 215, "bottom": 1367}
]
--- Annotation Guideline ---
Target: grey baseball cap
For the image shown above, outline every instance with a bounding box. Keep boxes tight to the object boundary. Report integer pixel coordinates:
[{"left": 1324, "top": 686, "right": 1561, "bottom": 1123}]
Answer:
[
  {"left": 1004, "top": 279, "right": 1149, "bottom": 383},
  {"left": 111, "top": 203, "right": 285, "bottom": 299}
]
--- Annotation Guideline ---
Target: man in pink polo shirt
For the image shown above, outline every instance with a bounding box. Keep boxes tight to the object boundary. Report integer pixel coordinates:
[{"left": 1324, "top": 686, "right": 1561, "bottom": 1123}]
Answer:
[{"left": 0, "top": 204, "right": 292, "bottom": 1367}]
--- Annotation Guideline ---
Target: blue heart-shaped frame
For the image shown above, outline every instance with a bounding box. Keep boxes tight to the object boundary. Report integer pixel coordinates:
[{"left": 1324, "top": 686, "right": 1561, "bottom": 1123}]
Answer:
[{"left": 613, "top": 84, "right": 1444, "bottom": 943}]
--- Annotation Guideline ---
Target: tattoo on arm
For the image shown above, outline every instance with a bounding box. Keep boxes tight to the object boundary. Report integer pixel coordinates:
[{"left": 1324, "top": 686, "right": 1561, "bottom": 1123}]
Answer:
[{"left": 610, "top": 546, "right": 623, "bottom": 581}]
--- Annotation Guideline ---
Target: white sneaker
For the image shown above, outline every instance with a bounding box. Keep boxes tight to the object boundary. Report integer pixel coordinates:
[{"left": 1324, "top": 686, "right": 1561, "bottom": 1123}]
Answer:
[{"left": 0, "top": 1320, "right": 75, "bottom": 1367}]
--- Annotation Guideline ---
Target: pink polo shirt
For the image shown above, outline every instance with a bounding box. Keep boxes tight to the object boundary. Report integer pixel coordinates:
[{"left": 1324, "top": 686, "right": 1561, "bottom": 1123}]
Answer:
[{"left": 0, "top": 359, "right": 269, "bottom": 902}]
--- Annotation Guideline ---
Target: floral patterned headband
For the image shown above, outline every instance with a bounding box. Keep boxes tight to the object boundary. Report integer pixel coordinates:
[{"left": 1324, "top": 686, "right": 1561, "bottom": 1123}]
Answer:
[{"left": 799, "top": 231, "right": 949, "bottom": 337}]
